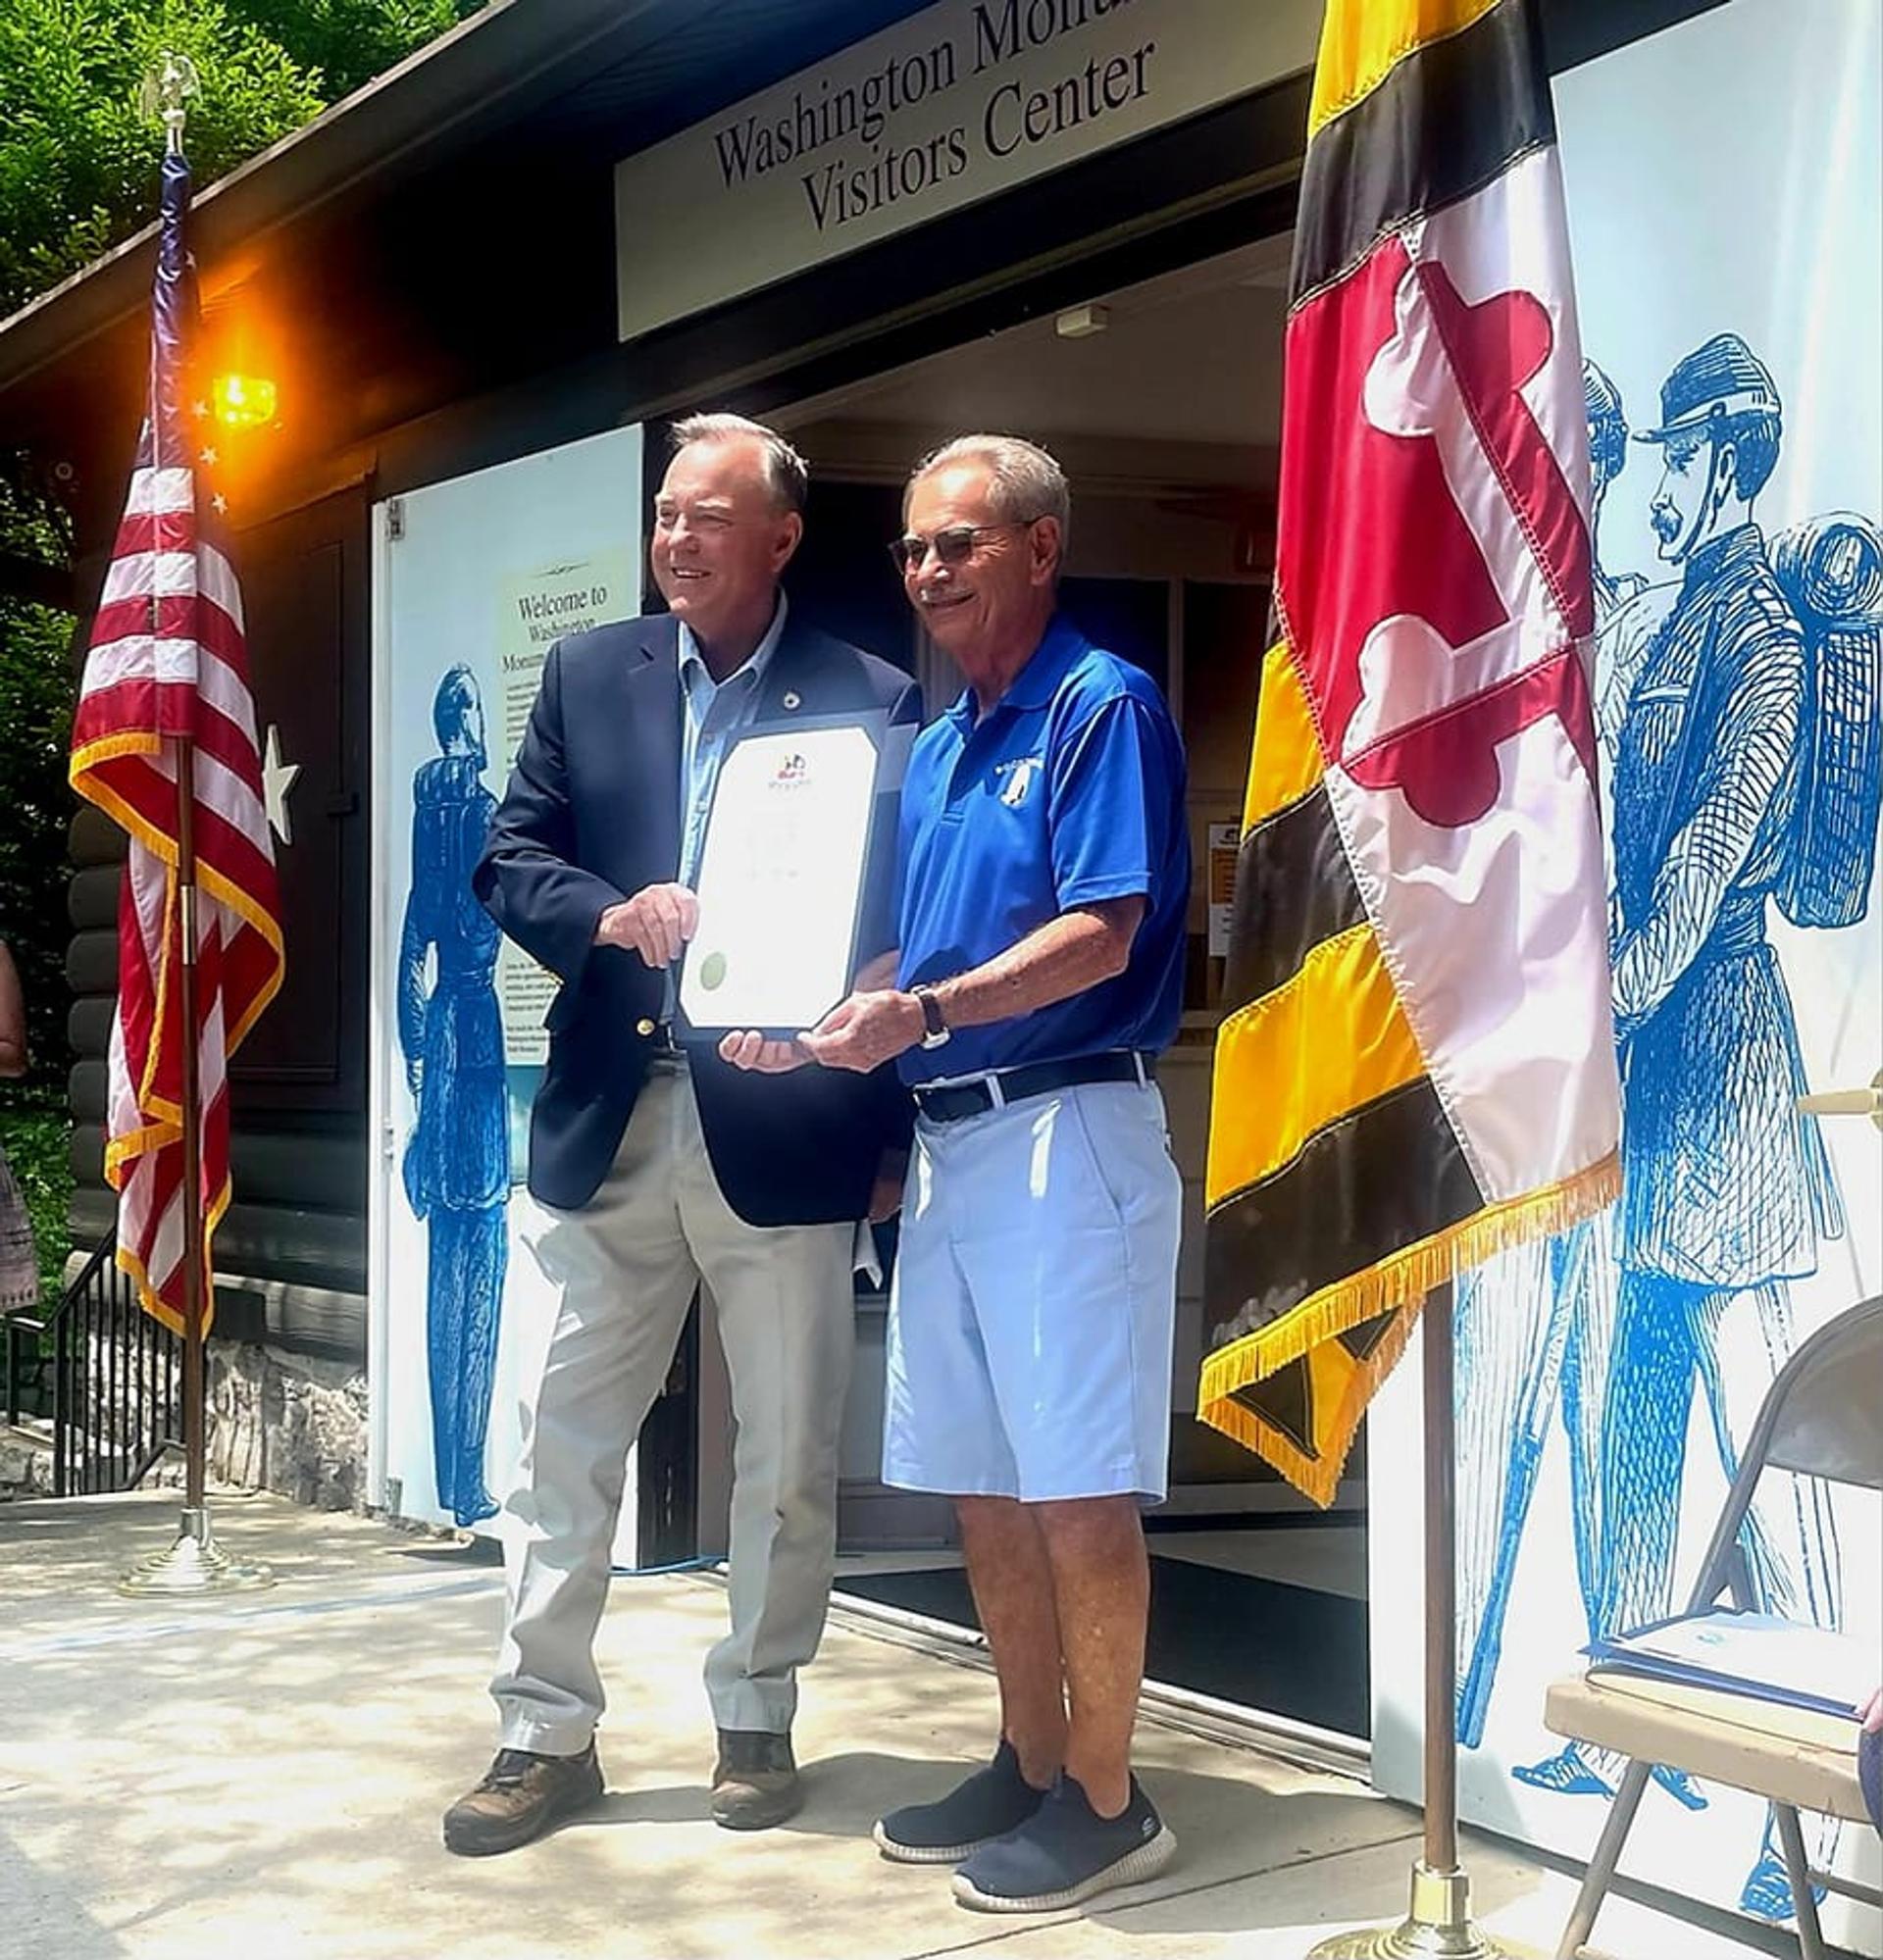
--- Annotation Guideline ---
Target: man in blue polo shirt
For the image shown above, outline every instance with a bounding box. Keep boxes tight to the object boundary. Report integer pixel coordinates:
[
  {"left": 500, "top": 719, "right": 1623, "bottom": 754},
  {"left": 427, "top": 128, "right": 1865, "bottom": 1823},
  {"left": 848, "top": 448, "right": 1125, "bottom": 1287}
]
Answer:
[{"left": 741, "top": 434, "right": 1189, "bottom": 1913}]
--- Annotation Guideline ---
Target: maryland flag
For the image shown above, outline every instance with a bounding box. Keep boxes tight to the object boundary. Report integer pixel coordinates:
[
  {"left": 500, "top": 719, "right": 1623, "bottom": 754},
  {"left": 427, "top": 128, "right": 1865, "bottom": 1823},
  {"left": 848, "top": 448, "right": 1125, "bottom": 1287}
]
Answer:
[
  {"left": 1201, "top": 0, "right": 1622, "bottom": 1504},
  {"left": 69, "top": 148, "right": 284, "bottom": 1334}
]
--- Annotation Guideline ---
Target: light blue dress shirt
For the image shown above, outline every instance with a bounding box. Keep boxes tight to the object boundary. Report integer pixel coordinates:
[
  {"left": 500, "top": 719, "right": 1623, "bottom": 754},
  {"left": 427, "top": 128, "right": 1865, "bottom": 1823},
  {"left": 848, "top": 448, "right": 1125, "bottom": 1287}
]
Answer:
[
  {"left": 678, "top": 591, "right": 789, "bottom": 887},
  {"left": 662, "top": 594, "right": 790, "bottom": 1026}
]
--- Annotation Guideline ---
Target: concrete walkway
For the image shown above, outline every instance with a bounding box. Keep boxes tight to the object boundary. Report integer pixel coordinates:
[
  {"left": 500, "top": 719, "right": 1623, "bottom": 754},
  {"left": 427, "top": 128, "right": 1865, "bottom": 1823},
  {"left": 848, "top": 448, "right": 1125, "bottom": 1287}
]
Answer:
[{"left": 0, "top": 1491, "right": 1774, "bottom": 1960}]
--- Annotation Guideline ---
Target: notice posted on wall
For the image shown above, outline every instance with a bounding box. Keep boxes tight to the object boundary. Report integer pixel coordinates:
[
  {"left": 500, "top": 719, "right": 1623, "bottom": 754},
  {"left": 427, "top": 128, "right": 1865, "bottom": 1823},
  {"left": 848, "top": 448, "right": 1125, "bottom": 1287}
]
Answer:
[
  {"left": 495, "top": 550, "right": 638, "bottom": 1064},
  {"left": 498, "top": 551, "right": 638, "bottom": 762},
  {"left": 1207, "top": 823, "right": 1240, "bottom": 959}
]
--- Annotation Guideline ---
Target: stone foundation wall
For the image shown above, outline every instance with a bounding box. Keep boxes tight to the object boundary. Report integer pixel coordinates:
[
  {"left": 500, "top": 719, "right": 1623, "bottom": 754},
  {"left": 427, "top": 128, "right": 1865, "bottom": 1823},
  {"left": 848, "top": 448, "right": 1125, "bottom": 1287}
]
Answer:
[
  {"left": 209, "top": 1342, "right": 371, "bottom": 1510},
  {"left": 2, "top": 1335, "right": 370, "bottom": 1510},
  {"left": 0, "top": 1428, "right": 55, "bottom": 1498}
]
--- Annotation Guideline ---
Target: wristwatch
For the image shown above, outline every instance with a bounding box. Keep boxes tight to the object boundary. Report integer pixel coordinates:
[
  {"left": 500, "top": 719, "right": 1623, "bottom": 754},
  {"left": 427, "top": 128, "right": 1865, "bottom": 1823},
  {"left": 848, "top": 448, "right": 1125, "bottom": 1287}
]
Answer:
[{"left": 911, "top": 982, "right": 951, "bottom": 1050}]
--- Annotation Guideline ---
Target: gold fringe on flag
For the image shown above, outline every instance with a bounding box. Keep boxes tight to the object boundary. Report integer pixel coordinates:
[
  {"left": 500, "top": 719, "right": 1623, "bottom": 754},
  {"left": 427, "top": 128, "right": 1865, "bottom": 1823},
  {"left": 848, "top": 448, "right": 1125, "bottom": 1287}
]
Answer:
[{"left": 1199, "top": 1151, "right": 1619, "bottom": 1505}]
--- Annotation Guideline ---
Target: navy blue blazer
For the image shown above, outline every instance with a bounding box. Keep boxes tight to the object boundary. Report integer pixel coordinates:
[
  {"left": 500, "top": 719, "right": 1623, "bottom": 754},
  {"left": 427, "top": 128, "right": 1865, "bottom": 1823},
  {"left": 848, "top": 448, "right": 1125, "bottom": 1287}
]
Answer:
[{"left": 474, "top": 611, "right": 921, "bottom": 1221}]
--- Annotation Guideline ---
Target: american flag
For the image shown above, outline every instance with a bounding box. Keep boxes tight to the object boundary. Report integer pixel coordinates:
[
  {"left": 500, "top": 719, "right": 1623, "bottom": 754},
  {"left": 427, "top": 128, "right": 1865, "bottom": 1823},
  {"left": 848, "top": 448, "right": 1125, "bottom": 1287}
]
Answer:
[{"left": 69, "top": 147, "right": 284, "bottom": 1335}]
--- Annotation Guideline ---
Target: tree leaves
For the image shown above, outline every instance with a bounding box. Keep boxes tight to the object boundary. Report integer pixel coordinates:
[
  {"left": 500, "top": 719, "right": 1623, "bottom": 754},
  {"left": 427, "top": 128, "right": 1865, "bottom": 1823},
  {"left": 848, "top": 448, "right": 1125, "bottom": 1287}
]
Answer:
[{"left": 0, "top": 0, "right": 478, "bottom": 322}]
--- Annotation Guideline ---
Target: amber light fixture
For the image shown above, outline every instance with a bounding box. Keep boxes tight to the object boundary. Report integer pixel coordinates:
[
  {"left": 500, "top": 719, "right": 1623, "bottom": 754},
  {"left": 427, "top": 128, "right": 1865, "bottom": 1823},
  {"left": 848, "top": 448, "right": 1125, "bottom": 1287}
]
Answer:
[{"left": 211, "top": 373, "right": 279, "bottom": 428}]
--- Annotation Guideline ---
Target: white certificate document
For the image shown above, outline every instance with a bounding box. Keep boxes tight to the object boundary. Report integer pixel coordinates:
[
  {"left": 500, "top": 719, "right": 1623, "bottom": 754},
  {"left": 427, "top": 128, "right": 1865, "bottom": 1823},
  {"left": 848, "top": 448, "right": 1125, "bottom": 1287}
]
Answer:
[{"left": 679, "top": 721, "right": 882, "bottom": 1034}]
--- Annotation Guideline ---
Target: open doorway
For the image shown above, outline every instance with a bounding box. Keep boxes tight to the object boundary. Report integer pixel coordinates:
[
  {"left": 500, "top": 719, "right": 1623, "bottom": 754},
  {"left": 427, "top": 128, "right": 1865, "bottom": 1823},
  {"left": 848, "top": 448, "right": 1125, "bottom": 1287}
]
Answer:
[{"left": 766, "top": 230, "right": 1370, "bottom": 1740}]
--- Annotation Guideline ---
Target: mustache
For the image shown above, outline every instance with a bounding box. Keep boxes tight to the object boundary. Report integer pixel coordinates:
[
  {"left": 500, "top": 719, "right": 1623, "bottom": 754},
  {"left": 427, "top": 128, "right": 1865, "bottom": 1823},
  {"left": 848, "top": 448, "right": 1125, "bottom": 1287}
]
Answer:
[{"left": 1650, "top": 500, "right": 1681, "bottom": 541}]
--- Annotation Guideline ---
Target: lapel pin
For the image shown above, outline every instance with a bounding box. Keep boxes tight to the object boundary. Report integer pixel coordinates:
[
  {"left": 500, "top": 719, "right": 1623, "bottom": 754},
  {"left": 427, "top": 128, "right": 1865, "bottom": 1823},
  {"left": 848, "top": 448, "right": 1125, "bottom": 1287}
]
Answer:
[{"left": 782, "top": 690, "right": 801, "bottom": 711}]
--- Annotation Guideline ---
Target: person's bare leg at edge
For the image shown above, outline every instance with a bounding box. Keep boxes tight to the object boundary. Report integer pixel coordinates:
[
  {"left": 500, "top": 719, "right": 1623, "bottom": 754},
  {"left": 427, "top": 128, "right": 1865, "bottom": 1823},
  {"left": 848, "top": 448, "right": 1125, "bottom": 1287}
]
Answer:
[{"left": 874, "top": 1491, "right": 1176, "bottom": 1910}]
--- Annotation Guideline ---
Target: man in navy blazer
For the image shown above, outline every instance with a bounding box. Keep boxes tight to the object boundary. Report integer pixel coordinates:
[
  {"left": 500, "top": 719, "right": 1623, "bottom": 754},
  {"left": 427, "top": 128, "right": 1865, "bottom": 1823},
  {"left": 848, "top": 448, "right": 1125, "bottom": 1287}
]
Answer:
[{"left": 443, "top": 415, "right": 918, "bottom": 1857}]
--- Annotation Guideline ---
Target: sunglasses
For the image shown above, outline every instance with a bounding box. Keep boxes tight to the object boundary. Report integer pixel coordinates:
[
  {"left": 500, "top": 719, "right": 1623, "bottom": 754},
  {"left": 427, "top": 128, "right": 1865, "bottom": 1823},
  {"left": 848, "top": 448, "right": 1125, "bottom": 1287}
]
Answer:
[{"left": 887, "top": 518, "right": 1044, "bottom": 575}]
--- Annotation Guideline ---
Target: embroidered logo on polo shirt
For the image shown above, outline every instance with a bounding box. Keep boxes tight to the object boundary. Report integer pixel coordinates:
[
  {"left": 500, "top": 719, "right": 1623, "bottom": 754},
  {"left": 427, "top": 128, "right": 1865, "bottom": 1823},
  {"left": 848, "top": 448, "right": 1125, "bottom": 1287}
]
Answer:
[{"left": 996, "top": 756, "right": 1043, "bottom": 808}]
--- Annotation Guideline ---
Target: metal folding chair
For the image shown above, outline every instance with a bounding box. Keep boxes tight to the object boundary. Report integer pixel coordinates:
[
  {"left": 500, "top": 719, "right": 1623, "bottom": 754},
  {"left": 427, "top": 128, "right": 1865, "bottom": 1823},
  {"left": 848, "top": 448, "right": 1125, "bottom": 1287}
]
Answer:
[{"left": 1549, "top": 1294, "right": 1883, "bottom": 1960}]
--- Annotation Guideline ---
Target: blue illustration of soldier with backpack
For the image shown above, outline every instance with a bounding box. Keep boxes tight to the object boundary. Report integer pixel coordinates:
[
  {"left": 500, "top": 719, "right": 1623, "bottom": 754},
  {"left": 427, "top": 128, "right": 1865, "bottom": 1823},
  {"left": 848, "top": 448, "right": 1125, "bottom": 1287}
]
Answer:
[{"left": 1456, "top": 331, "right": 1882, "bottom": 1925}]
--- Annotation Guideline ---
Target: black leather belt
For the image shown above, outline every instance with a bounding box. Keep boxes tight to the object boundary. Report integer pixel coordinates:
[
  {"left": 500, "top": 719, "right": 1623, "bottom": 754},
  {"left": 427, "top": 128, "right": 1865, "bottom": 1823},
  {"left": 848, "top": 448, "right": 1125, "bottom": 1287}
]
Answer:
[{"left": 912, "top": 1051, "right": 1154, "bottom": 1124}]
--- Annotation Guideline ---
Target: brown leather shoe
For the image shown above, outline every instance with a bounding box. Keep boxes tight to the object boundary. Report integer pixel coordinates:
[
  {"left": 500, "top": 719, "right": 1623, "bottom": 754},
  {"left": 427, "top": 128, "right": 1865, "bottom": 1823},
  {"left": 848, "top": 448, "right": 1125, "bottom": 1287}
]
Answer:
[
  {"left": 442, "top": 1742, "right": 604, "bottom": 1856},
  {"left": 711, "top": 1729, "right": 801, "bottom": 1831}
]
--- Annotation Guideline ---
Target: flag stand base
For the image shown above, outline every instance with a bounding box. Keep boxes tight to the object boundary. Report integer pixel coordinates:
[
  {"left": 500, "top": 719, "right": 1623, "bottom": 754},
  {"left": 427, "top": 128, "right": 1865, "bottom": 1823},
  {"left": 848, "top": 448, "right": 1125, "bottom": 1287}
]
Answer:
[
  {"left": 118, "top": 1504, "right": 274, "bottom": 1596},
  {"left": 1307, "top": 1863, "right": 1539, "bottom": 1958},
  {"left": 1307, "top": 1295, "right": 1541, "bottom": 1960}
]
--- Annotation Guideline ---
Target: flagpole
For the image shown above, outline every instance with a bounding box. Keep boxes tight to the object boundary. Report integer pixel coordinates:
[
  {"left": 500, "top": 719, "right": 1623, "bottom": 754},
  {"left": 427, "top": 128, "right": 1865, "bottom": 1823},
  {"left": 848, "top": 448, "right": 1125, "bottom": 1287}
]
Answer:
[
  {"left": 1421, "top": 1284, "right": 1460, "bottom": 1875},
  {"left": 121, "top": 741, "right": 267, "bottom": 1591},
  {"left": 1308, "top": 1285, "right": 1527, "bottom": 1959},
  {"left": 177, "top": 732, "right": 208, "bottom": 1518},
  {"left": 118, "top": 56, "right": 271, "bottom": 1596}
]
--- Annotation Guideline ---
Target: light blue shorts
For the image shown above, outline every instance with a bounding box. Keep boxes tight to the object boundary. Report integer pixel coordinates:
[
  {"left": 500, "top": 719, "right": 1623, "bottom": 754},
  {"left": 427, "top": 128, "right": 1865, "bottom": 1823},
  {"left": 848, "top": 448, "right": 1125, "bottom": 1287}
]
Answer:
[{"left": 882, "top": 1076, "right": 1182, "bottom": 1504}]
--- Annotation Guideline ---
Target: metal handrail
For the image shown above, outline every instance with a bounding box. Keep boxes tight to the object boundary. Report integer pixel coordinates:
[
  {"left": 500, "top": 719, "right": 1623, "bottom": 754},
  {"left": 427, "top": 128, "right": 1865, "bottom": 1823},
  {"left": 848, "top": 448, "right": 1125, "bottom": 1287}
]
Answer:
[
  {"left": 2, "top": 1230, "right": 183, "bottom": 1496},
  {"left": 3, "top": 1231, "right": 117, "bottom": 1425}
]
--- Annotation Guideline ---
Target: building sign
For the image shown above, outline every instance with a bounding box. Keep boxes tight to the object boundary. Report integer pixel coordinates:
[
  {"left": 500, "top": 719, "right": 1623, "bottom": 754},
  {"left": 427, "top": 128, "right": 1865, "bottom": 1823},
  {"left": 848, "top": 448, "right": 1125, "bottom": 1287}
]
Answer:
[{"left": 613, "top": 0, "right": 1320, "bottom": 341}]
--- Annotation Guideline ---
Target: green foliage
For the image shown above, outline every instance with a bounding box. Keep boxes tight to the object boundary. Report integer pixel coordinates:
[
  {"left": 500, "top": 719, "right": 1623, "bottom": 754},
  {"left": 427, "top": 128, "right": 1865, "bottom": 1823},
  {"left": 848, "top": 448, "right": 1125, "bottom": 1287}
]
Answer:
[
  {"left": 0, "top": 450, "right": 78, "bottom": 1096},
  {"left": 0, "top": 1, "right": 321, "bottom": 320},
  {"left": 231, "top": 0, "right": 478, "bottom": 101},
  {"left": 0, "top": 0, "right": 481, "bottom": 322},
  {"left": 0, "top": 1098, "right": 75, "bottom": 1295},
  {"left": 0, "top": 596, "right": 75, "bottom": 1092}
]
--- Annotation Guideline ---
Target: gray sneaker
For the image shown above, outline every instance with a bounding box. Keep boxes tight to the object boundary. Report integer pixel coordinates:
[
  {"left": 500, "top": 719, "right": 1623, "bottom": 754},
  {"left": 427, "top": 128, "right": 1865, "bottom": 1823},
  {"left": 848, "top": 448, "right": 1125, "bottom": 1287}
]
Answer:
[
  {"left": 952, "top": 1771, "right": 1175, "bottom": 1912},
  {"left": 874, "top": 1740, "right": 1047, "bottom": 1864},
  {"left": 441, "top": 1742, "right": 604, "bottom": 1857}
]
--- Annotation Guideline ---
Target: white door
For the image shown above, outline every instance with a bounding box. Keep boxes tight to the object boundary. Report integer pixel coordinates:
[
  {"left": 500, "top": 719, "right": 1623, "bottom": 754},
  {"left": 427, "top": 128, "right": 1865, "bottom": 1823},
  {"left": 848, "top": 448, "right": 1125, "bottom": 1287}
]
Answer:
[{"left": 367, "top": 426, "right": 644, "bottom": 1549}]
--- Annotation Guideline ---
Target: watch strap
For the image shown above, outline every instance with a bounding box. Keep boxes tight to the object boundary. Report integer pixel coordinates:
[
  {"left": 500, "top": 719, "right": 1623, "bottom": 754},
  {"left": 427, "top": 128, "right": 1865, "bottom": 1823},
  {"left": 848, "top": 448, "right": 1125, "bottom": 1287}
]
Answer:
[{"left": 912, "top": 982, "right": 948, "bottom": 1042}]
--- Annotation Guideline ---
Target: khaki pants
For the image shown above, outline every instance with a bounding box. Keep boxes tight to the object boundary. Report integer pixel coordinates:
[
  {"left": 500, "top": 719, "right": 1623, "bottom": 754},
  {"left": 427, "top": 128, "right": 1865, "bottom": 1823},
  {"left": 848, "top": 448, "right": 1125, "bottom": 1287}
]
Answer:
[{"left": 491, "top": 1060, "right": 855, "bottom": 1751}]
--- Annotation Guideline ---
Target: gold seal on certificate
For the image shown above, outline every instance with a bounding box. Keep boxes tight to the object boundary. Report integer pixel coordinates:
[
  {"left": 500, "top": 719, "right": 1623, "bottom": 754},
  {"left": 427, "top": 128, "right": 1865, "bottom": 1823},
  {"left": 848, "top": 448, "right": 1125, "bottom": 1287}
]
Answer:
[{"left": 678, "top": 717, "right": 885, "bottom": 1035}]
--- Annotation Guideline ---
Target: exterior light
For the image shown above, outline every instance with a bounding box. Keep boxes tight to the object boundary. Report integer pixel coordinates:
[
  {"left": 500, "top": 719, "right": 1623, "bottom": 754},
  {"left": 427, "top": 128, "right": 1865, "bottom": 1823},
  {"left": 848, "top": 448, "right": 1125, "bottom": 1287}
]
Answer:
[
  {"left": 1054, "top": 303, "right": 1110, "bottom": 340},
  {"left": 211, "top": 374, "right": 278, "bottom": 428}
]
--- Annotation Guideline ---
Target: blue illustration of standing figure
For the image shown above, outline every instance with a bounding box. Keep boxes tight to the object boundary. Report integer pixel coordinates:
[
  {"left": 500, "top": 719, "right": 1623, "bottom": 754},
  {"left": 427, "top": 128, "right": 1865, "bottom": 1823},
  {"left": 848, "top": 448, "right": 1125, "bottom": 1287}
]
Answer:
[
  {"left": 1585, "top": 334, "right": 1871, "bottom": 1920},
  {"left": 1453, "top": 365, "right": 1643, "bottom": 1771},
  {"left": 400, "top": 665, "right": 509, "bottom": 1528}
]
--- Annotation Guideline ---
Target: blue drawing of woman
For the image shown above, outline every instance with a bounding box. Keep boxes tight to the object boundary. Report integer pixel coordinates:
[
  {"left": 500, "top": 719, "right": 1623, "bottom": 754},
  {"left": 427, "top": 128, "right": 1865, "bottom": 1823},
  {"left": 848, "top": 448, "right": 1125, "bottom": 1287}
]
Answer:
[{"left": 399, "top": 666, "right": 508, "bottom": 1528}]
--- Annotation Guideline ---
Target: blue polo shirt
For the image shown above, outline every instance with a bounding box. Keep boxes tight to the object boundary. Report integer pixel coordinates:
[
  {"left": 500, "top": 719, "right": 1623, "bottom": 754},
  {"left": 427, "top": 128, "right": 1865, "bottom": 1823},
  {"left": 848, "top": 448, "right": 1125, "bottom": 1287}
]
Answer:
[{"left": 896, "top": 614, "right": 1190, "bottom": 1084}]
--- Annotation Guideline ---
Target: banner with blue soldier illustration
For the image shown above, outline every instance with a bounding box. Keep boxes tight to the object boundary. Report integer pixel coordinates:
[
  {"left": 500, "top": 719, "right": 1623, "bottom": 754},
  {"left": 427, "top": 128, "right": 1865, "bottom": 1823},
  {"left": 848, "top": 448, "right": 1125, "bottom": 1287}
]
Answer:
[
  {"left": 1370, "top": 2, "right": 1882, "bottom": 1947},
  {"left": 369, "top": 427, "right": 644, "bottom": 1544}
]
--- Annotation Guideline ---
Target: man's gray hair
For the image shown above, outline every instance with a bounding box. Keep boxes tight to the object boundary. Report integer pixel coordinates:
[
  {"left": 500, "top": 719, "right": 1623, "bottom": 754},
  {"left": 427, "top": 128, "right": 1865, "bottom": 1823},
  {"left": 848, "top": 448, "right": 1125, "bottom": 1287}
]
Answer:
[
  {"left": 908, "top": 433, "right": 1070, "bottom": 554},
  {"left": 669, "top": 412, "right": 809, "bottom": 515}
]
